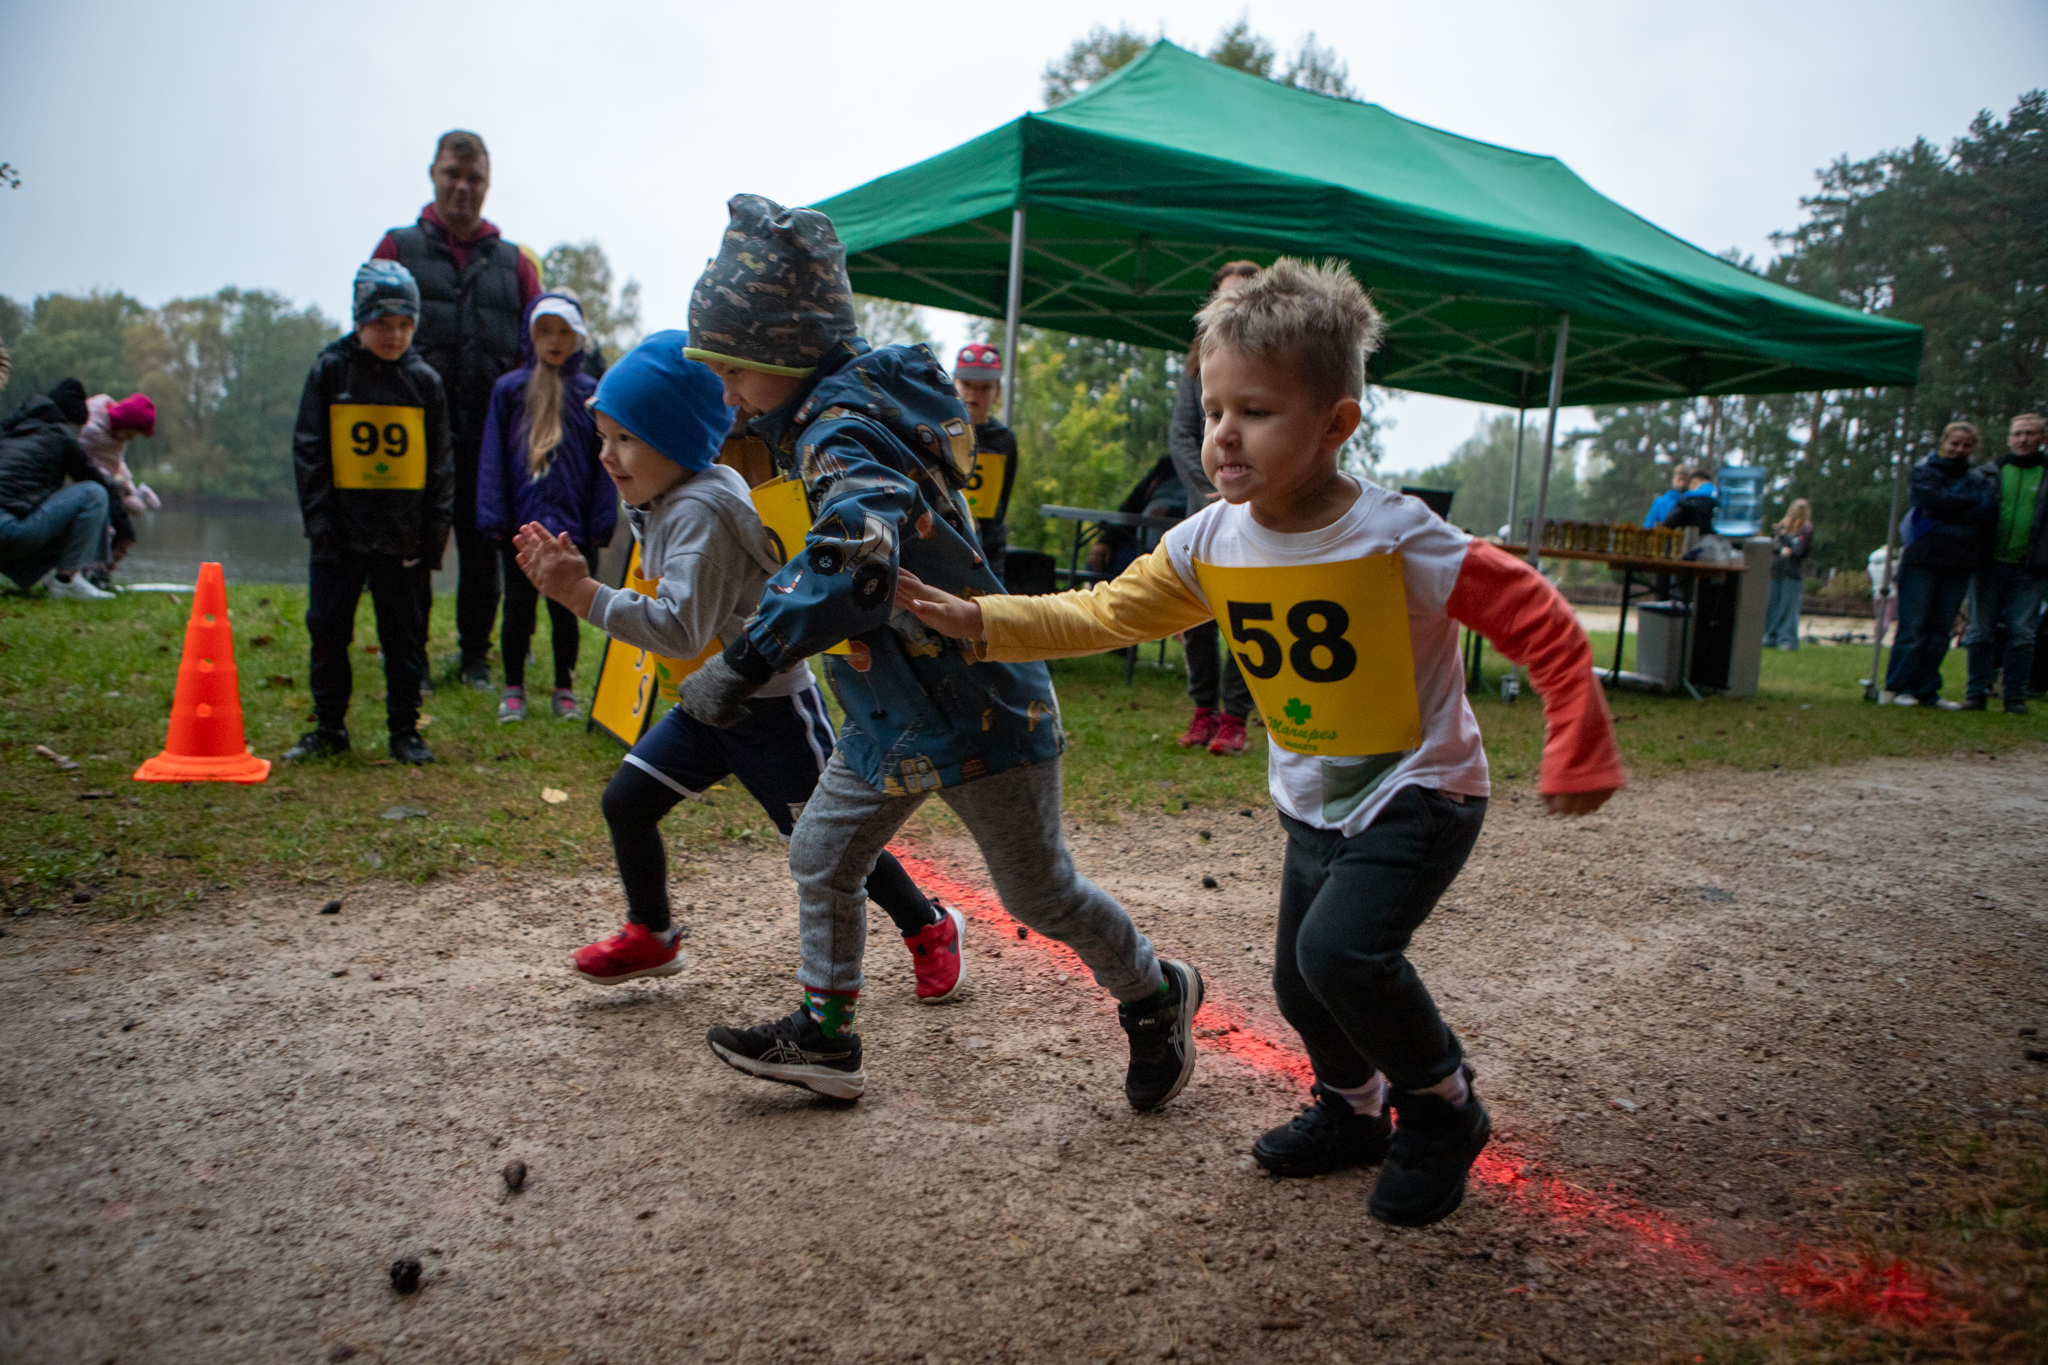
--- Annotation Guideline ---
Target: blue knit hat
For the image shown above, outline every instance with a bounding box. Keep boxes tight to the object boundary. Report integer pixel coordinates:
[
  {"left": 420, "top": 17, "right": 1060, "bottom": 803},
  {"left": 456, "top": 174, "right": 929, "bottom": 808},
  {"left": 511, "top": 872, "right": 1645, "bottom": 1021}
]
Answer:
[
  {"left": 591, "top": 330, "right": 729, "bottom": 471},
  {"left": 353, "top": 260, "right": 421, "bottom": 326}
]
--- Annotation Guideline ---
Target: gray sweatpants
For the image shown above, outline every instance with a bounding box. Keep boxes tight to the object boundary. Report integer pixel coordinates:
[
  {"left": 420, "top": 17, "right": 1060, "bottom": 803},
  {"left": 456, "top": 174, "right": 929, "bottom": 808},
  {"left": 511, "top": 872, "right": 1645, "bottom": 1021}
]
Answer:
[{"left": 789, "top": 752, "right": 1164, "bottom": 1003}]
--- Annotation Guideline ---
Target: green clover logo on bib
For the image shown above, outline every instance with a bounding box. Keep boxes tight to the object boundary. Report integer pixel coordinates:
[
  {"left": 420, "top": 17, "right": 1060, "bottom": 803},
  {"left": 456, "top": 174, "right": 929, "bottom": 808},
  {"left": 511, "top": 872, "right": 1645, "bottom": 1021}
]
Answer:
[{"left": 1285, "top": 697, "right": 1312, "bottom": 725}]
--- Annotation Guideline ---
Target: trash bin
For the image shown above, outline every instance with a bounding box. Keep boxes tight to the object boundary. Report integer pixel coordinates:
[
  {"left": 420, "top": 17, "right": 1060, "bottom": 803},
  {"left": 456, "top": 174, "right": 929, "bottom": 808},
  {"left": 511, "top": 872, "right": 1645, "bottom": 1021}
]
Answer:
[{"left": 1635, "top": 601, "right": 1690, "bottom": 689}]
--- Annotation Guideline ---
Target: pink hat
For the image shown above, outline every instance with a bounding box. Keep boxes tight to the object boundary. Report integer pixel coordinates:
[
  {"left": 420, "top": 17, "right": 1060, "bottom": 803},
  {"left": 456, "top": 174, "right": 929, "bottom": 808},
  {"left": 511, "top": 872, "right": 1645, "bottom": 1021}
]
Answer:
[{"left": 107, "top": 393, "right": 156, "bottom": 437}]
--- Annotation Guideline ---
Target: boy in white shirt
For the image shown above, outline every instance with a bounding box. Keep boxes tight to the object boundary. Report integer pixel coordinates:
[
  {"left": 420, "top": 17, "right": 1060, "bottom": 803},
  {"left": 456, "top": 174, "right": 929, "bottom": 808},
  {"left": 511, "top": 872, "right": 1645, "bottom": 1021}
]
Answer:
[{"left": 900, "top": 259, "right": 1625, "bottom": 1226}]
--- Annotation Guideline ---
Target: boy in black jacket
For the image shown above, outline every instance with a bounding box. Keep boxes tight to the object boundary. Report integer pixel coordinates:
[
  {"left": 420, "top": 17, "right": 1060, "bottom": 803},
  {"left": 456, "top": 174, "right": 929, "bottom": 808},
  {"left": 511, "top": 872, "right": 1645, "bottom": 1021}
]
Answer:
[{"left": 285, "top": 261, "right": 454, "bottom": 765}]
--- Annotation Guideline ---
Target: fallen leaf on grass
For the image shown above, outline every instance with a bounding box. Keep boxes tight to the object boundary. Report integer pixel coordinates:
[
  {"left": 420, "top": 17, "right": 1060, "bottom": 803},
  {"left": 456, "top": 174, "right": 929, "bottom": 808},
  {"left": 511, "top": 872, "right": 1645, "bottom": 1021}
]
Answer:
[
  {"left": 34, "top": 744, "right": 80, "bottom": 771},
  {"left": 417, "top": 714, "right": 434, "bottom": 728},
  {"left": 76, "top": 790, "right": 117, "bottom": 801},
  {"left": 381, "top": 805, "right": 430, "bottom": 821},
  {"left": 540, "top": 788, "right": 568, "bottom": 805},
  {"left": 266, "top": 675, "right": 294, "bottom": 689}
]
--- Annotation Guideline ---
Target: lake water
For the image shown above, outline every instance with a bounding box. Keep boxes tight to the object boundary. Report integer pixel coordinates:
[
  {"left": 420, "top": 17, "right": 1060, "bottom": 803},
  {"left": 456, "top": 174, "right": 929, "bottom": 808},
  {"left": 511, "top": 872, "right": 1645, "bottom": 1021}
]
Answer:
[{"left": 115, "top": 505, "right": 457, "bottom": 593}]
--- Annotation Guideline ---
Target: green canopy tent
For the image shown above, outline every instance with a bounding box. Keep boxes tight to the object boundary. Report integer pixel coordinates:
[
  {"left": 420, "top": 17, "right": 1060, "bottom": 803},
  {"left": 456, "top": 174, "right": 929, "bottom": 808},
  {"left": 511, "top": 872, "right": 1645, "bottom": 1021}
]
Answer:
[{"left": 813, "top": 39, "right": 1921, "bottom": 559}]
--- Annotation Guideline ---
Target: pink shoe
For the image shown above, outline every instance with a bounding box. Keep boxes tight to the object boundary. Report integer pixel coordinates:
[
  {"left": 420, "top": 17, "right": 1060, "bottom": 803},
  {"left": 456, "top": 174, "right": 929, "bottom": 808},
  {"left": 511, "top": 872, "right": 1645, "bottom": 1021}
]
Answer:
[
  {"left": 1208, "top": 712, "right": 1249, "bottom": 755},
  {"left": 905, "top": 904, "right": 967, "bottom": 1003},
  {"left": 1178, "top": 707, "right": 1218, "bottom": 748},
  {"left": 571, "top": 922, "right": 684, "bottom": 985}
]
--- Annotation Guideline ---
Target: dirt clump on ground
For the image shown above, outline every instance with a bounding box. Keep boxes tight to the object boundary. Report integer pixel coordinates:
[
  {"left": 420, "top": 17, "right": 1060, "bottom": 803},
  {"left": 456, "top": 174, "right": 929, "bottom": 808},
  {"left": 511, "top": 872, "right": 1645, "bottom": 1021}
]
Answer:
[{"left": 2, "top": 748, "right": 2044, "bottom": 1364}]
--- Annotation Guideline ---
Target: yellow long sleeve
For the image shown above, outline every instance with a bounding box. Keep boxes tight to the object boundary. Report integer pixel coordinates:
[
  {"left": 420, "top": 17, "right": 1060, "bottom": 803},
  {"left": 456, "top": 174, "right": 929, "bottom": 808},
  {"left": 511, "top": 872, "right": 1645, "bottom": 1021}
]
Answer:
[{"left": 979, "top": 542, "right": 1213, "bottom": 661}]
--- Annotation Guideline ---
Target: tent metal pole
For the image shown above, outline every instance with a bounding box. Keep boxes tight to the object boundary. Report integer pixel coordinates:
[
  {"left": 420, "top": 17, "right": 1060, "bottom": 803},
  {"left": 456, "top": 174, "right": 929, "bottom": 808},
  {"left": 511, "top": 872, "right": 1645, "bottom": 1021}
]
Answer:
[
  {"left": 1000, "top": 207, "right": 1025, "bottom": 429},
  {"left": 1866, "top": 388, "right": 1914, "bottom": 704},
  {"left": 1525, "top": 312, "right": 1570, "bottom": 568},
  {"left": 1505, "top": 408, "right": 1527, "bottom": 538}
]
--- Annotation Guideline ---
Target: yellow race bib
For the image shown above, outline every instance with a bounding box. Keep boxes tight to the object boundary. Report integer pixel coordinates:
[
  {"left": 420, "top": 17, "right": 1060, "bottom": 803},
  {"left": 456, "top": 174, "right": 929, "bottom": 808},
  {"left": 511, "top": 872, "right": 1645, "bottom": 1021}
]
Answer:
[
  {"left": 750, "top": 475, "right": 850, "bottom": 656},
  {"left": 329, "top": 404, "right": 427, "bottom": 490},
  {"left": 963, "top": 450, "right": 1007, "bottom": 520},
  {"left": 1191, "top": 555, "right": 1421, "bottom": 757},
  {"left": 587, "top": 545, "right": 719, "bottom": 744}
]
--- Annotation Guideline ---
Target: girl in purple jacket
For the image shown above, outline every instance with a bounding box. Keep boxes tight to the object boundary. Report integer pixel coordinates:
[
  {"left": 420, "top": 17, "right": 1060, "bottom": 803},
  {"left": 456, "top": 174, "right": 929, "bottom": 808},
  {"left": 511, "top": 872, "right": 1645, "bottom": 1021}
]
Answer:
[{"left": 477, "top": 293, "right": 616, "bottom": 721}]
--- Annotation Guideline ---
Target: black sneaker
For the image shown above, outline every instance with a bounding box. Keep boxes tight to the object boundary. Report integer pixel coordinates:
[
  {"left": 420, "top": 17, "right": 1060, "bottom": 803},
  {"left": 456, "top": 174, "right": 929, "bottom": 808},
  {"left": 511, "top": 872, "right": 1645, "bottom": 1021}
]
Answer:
[
  {"left": 707, "top": 1009, "right": 865, "bottom": 1099},
  {"left": 1253, "top": 1085, "right": 1394, "bottom": 1177},
  {"left": 388, "top": 731, "right": 435, "bottom": 765},
  {"left": 2006, "top": 698, "right": 2030, "bottom": 715},
  {"left": 1119, "top": 959, "right": 1202, "bottom": 1111},
  {"left": 1961, "top": 696, "right": 1988, "bottom": 711},
  {"left": 461, "top": 659, "right": 494, "bottom": 693},
  {"left": 1368, "top": 1066, "right": 1491, "bottom": 1227},
  {"left": 283, "top": 727, "right": 350, "bottom": 762}
]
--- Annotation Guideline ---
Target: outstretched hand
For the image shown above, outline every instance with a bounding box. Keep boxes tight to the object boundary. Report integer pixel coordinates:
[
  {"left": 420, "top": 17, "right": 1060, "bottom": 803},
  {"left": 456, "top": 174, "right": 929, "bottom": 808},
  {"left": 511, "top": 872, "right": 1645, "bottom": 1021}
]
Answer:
[
  {"left": 895, "top": 570, "right": 985, "bottom": 641},
  {"left": 1543, "top": 788, "right": 1616, "bottom": 817},
  {"left": 513, "top": 522, "right": 597, "bottom": 614}
]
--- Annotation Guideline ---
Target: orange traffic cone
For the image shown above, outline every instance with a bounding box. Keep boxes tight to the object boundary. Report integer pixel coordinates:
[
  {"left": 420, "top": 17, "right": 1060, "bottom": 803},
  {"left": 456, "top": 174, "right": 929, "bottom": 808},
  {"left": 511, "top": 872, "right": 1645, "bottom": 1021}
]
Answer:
[{"left": 134, "top": 562, "right": 270, "bottom": 784}]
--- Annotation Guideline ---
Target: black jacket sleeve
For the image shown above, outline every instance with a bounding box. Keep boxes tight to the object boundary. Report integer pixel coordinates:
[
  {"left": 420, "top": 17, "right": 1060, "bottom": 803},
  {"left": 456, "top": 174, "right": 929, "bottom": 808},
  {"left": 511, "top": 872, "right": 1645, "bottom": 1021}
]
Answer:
[
  {"left": 420, "top": 373, "right": 456, "bottom": 568},
  {"left": 293, "top": 355, "right": 337, "bottom": 545}
]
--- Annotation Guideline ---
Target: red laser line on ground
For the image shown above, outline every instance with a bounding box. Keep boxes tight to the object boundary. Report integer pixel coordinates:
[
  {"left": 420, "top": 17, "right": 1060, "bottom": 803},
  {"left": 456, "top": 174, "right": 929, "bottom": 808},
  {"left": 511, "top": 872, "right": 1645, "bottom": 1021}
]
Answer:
[{"left": 890, "top": 845, "right": 1953, "bottom": 1329}]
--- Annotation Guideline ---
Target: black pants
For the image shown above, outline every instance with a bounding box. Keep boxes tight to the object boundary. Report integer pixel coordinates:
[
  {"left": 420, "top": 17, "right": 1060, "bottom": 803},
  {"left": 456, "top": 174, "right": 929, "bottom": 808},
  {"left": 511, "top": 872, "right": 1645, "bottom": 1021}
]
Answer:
[
  {"left": 307, "top": 551, "right": 428, "bottom": 736},
  {"left": 453, "top": 521, "right": 501, "bottom": 668},
  {"left": 1272, "top": 787, "right": 1486, "bottom": 1092},
  {"left": 603, "top": 689, "right": 936, "bottom": 937},
  {"left": 500, "top": 542, "right": 594, "bottom": 690},
  {"left": 1183, "top": 619, "right": 1252, "bottom": 717}
]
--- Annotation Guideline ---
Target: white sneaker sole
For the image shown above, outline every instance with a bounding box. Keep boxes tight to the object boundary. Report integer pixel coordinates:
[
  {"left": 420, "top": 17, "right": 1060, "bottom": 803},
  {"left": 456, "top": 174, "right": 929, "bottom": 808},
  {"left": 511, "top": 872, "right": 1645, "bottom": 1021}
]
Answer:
[
  {"left": 570, "top": 954, "right": 685, "bottom": 986},
  {"left": 916, "top": 905, "right": 968, "bottom": 1005},
  {"left": 707, "top": 1040, "right": 866, "bottom": 1099}
]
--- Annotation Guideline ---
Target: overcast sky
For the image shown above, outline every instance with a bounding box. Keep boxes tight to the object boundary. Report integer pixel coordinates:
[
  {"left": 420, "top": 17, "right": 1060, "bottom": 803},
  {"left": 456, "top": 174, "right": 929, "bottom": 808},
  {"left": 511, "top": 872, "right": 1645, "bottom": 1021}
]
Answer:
[{"left": 4, "top": 0, "right": 2042, "bottom": 473}]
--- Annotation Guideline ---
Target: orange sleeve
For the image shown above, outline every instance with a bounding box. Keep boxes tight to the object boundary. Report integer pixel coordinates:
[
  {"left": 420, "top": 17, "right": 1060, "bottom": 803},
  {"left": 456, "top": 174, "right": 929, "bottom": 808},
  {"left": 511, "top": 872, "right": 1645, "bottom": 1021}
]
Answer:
[{"left": 1446, "top": 541, "right": 1626, "bottom": 796}]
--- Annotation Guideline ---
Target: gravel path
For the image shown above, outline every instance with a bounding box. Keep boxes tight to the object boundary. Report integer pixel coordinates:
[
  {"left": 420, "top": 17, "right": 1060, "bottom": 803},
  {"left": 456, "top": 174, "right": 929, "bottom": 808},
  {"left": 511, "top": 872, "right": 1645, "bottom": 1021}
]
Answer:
[{"left": 3, "top": 747, "right": 2043, "bottom": 1364}]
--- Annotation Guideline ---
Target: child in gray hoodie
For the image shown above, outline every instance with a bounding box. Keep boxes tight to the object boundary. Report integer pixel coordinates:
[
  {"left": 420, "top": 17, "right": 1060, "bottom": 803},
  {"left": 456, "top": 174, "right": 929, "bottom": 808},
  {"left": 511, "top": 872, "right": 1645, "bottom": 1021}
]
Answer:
[{"left": 512, "top": 331, "right": 961, "bottom": 1009}]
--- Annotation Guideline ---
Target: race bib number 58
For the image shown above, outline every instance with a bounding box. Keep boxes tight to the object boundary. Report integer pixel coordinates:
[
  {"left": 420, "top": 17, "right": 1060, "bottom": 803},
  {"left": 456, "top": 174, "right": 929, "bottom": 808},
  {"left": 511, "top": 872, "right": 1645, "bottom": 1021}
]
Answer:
[
  {"left": 1191, "top": 555, "right": 1421, "bottom": 756},
  {"left": 330, "top": 404, "right": 426, "bottom": 490}
]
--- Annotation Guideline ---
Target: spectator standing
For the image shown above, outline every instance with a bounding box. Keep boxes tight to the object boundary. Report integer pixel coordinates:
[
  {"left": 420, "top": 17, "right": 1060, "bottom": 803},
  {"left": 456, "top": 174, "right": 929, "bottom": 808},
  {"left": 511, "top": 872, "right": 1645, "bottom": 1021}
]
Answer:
[
  {"left": 952, "top": 343, "right": 1017, "bottom": 581},
  {"left": 474, "top": 293, "right": 613, "bottom": 723},
  {"left": 1764, "top": 498, "right": 1814, "bottom": 649},
  {"left": 1169, "top": 260, "right": 1261, "bottom": 755},
  {"left": 0, "top": 379, "right": 133, "bottom": 599},
  {"left": 1868, "top": 543, "right": 1897, "bottom": 643},
  {"left": 1662, "top": 466, "right": 1719, "bottom": 532},
  {"left": 1643, "top": 463, "right": 1693, "bottom": 528},
  {"left": 373, "top": 129, "right": 541, "bottom": 691},
  {"left": 1884, "top": 421, "right": 1997, "bottom": 708},
  {"left": 1963, "top": 412, "right": 2047, "bottom": 713}
]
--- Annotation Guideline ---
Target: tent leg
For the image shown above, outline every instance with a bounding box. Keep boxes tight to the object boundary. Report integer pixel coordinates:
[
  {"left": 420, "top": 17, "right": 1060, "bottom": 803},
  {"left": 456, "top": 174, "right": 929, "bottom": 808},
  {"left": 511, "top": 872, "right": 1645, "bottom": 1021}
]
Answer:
[
  {"left": 1866, "top": 389, "right": 1914, "bottom": 703},
  {"left": 1525, "top": 313, "right": 1570, "bottom": 568},
  {"left": 1504, "top": 409, "right": 1527, "bottom": 539},
  {"left": 1000, "top": 207, "right": 1025, "bottom": 429}
]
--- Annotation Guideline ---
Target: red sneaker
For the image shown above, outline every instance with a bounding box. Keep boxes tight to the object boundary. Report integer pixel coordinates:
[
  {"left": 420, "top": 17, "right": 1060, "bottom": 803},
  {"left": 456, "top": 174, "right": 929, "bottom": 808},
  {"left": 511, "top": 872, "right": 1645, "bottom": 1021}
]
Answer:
[
  {"left": 571, "top": 922, "right": 684, "bottom": 985},
  {"left": 905, "top": 904, "right": 966, "bottom": 1003},
  {"left": 1178, "top": 707, "right": 1218, "bottom": 748},
  {"left": 1208, "top": 712, "right": 1249, "bottom": 755}
]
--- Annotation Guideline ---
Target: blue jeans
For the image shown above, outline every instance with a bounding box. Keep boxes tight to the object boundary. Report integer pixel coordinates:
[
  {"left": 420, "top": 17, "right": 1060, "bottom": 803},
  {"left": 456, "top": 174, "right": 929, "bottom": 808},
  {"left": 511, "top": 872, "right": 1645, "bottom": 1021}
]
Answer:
[
  {"left": 0, "top": 482, "right": 110, "bottom": 589},
  {"left": 1884, "top": 563, "right": 1974, "bottom": 702},
  {"left": 1765, "top": 576, "right": 1803, "bottom": 649},
  {"left": 1965, "top": 562, "right": 2046, "bottom": 704}
]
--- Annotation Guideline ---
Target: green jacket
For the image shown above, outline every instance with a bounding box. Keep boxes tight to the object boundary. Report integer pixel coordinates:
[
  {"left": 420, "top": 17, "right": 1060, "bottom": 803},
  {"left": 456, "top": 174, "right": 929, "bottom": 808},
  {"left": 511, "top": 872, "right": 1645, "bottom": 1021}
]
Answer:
[{"left": 1989, "top": 451, "right": 2048, "bottom": 570}]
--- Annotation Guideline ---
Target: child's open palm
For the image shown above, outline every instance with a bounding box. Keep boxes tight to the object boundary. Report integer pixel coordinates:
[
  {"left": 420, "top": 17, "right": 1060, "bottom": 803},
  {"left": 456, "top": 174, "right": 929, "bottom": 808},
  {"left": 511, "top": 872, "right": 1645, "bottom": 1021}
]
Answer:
[{"left": 514, "top": 522, "right": 588, "bottom": 602}]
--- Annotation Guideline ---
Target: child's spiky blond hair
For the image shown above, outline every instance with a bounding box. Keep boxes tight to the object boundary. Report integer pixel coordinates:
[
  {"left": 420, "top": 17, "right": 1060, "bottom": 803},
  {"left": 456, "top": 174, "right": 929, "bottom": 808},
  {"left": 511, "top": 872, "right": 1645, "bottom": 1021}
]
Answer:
[{"left": 1193, "top": 258, "right": 1384, "bottom": 404}]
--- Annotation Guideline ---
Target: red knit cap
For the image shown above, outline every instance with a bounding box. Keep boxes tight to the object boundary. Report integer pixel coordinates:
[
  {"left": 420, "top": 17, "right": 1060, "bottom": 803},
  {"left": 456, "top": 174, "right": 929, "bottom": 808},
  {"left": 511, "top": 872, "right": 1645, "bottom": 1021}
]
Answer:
[
  {"left": 107, "top": 393, "right": 157, "bottom": 437},
  {"left": 954, "top": 343, "right": 1003, "bottom": 377}
]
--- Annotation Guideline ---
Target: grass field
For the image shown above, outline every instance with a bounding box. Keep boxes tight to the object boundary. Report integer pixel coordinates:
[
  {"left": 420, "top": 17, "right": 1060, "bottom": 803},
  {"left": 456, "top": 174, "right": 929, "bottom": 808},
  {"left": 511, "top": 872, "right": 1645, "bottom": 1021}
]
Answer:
[{"left": 2, "top": 582, "right": 2043, "bottom": 915}]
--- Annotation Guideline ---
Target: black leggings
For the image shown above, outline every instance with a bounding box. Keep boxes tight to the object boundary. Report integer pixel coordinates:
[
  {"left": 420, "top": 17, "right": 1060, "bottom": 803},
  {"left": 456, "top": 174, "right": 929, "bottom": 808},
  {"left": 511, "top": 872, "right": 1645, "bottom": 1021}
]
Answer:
[
  {"left": 500, "top": 542, "right": 593, "bottom": 690},
  {"left": 1273, "top": 786, "right": 1486, "bottom": 1092},
  {"left": 601, "top": 693, "right": 938, "bottom": 938}
]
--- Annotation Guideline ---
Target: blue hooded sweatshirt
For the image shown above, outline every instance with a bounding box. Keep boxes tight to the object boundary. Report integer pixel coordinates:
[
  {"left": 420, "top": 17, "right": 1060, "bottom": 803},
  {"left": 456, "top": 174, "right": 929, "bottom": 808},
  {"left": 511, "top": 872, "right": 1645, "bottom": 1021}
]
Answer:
[
  {"left": 725, "top": 338, "right": 1064, "bottom": 796},
  {"left": 474, "top": 292, "right": 615, "bottom": 548}
]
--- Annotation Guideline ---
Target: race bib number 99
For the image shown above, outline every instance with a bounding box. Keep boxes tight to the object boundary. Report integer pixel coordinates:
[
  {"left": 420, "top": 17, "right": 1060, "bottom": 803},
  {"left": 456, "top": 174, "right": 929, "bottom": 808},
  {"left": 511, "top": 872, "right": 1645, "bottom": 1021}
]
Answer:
[
  {"left": 1191, "top": 555, "right": 1421, "bottom": 757},
  {"left": 330, "top": 404, "right": 427, "bottom": 490},
  {"left": 963, "top": 451, "right": 1007, "bottom": 520}
]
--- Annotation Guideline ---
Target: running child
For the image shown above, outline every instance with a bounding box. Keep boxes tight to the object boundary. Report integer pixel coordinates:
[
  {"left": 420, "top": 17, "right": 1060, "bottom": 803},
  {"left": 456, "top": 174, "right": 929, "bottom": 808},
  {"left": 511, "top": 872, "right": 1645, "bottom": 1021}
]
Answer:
[
  {"left": 476, "top": 292, "right": 614, "bottom": 723},
  {"left": 510, "top": 330, "right": 964, "bottom": 1006},
  {"left": 285, "top": 260, "right": 453, "bottom": 767},
  {"left": 900, "top": 258, "right": 1624, "bottom": 1225},
  {"left": 671, "top": 194, "right": 1200, "bottom": 1107}
]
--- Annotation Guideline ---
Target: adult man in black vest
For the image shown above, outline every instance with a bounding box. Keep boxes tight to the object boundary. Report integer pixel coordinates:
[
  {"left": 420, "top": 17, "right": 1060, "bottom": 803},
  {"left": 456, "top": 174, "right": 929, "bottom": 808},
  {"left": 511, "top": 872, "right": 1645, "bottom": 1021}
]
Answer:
[{"left": 373, "top": 129, "right": 540, "bottom": 689}]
